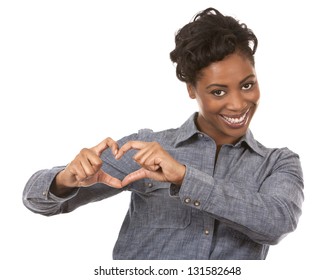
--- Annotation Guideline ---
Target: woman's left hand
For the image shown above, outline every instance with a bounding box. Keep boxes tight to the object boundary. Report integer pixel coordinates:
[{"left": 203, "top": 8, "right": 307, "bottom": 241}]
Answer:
[{"left": 115, "top": 141, "right": 186, "bottom": 187}]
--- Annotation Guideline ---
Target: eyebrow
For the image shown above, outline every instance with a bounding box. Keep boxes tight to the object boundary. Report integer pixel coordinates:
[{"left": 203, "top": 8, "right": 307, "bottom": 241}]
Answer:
[{"left": 206, "top": 74, "right": 256, "bottom": 89}]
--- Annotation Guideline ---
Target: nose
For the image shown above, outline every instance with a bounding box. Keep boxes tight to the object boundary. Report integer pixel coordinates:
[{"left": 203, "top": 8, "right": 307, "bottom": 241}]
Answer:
[{"left": 225, "top": 91, "right": 247, "bottom": 112}]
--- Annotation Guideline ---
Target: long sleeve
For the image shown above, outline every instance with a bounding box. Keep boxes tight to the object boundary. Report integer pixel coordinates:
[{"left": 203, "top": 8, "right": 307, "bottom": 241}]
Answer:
[
  {"left": 22, "top": 135, "right": 142, "bottom": 216},
  {"left": 22, "top": 166, "right": 124, "bottom": 216},
  {"left": 22, "top": 115, "right": 305, "bottom": 259},
  {"left": 177, "top": 148, "right": 304, "bottom": 245},
  {"left": 22, "top": 133, "right": 142, "bottom": 216}
]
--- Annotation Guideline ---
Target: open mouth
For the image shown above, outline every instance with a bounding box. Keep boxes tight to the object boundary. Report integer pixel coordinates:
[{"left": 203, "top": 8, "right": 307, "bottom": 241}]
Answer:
[{"left": 219, "top": 108, "right": 250, "bottom": 128}]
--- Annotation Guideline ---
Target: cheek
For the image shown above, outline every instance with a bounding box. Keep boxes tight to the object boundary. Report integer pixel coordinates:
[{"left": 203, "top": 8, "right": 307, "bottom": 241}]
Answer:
[
  {"left": 247, "top": 90, "right": 260, "bottom": 105},
  {"left": 197, "top": 98, "right": 222, "bottom": 113}
]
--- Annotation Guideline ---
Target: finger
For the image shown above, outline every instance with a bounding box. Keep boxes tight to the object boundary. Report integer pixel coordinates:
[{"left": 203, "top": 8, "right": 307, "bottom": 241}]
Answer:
[
  {"left": 92, "top": 137, "right": 119, "bottom": 157},
  {"left": 77, "top": 176, "right": 97, "bottom": 187},
  {"left": 97, "top": 170, "right": 122, "bottom": 188},
  {"left": 67, "top": 162, "right": 87, "bottom": 182},
  {"left": 132, "top": 142, "right": 162, "bottom": 165},
  {"left": 121, "top": 168, "right": 149, "bottom": 187},
  {"left": 145, "top": 163, "right": 161, "bottom": 171},
  {"left": 76, "top": 150, "right": 102, "bottom": 178},
  {"left": 132, "top": 147, "right": 154, "bottom": 165},
  {"left": 66, "top": 153, "right": 93, "bottom": 182},
  {"left": 115, "top": 141, "right": 146, "bottom": 160},
  {"left": 105, "top": 137, "right": 120, "bottom": 157},
  {"left": 73, "top": 165, "right": 93, "bottom": 183},
  {"left": 137, "top": 156, "right": 161, "bottom": 171}
]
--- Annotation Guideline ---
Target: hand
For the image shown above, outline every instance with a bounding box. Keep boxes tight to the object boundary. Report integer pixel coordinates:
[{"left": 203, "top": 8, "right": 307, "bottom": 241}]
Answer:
[
  {"left": 115, "top": 141, "right": 186, "bottom": 187},
  {"left": 56, "top": 137, "right": 122, "bottom": 189}
]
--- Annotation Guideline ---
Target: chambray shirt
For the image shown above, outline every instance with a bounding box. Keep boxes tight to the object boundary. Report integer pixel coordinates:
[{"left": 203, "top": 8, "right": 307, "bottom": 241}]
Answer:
[{"left": 23, "top": 113, "right": 304, "bottom": 260}]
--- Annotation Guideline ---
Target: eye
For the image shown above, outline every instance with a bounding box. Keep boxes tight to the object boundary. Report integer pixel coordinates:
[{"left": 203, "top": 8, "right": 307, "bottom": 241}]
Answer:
[
  {"left": 241, "top": 82, "right": 254, "bottom": 91},
  {"left": 211, "top": 89, "right": 226, "bottom": 97}
]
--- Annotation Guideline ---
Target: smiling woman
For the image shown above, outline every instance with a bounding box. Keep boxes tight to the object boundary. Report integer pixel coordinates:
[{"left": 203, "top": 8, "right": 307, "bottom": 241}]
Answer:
[
  {"left": 186, "top": 54, "right": 260, "bottom": 145},
  {"left": 22, "top": 7, "right": 304, "bottom": 260}
]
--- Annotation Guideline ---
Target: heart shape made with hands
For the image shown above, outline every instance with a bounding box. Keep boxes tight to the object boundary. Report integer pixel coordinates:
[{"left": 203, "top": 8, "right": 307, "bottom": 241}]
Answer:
[
  {"left": 80, "top": 138, "right": 185, "bottom": 188},
  {"left": 98, "top": 167, "right": 156, "bottom": 188},
  {"left": 102, "top": 141, "right": 165, "bottom": 188}
]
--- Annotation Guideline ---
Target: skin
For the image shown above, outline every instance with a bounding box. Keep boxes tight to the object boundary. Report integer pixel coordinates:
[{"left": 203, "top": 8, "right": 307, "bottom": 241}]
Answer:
[
  {"left": 51, "top": 52, "right": 260, "bottom": 196},
  {"left": 187, "top": 52, "right": 260, "bottom": 147}
]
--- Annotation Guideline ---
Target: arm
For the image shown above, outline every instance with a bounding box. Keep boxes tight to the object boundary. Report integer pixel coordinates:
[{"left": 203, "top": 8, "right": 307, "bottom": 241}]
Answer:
[
  {"left": 176, "top": 149, "right": 304, "bottom": 245},
  {"left": 22, "top": 138, "right": 127, "bottom": 216},
  {"left": 22, "top": 168, "right": 125, "bottom": 216},
  {"left": 106, "top": 140, "right": 304, "bottom": 245}
]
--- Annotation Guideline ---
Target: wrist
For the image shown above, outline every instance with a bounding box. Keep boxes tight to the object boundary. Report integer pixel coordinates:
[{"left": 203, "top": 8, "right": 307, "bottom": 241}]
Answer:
[
  {"left": 172, "top": 165, "right": 186, "bottom": 186},
  {"left": 50, "top": 171, "right": 76, "bottom": 197}
]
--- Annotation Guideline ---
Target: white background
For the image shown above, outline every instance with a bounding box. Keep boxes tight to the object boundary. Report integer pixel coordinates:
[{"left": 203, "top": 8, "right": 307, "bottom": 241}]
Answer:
[{"left": 1, "top": 0, "right": 333, "bottom": 279}]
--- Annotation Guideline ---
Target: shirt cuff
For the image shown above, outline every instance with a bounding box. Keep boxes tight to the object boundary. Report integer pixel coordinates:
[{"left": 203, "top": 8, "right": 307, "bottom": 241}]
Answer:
[
  {"left": 24, "top": 166, "right": 79, "bottom": 203},
  {"left": 177, "top": 166, "right": 214, "bottom": 210}
]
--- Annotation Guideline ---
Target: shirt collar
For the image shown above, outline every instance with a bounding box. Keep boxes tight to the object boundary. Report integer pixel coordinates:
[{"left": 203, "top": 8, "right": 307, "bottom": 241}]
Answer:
[
  {"left": 175, "top": 112, "right": 265, "bottom": 157},
  {"left": 174, "top": 113, "right": 201, "bottom": 146},
  {"left": 235, "top": 130, "right": 265, "bottom": 157}
]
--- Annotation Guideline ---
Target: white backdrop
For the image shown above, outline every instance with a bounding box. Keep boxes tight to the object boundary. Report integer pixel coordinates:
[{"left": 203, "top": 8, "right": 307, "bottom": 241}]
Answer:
[{"left": 1, "top": 0, "right": 332, "bottom": 279}]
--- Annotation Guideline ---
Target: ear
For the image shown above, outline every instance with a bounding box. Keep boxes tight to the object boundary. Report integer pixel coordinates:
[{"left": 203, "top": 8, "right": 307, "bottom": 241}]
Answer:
[{"left": 186, "top": 83, "right": 196, "bottom": 99}]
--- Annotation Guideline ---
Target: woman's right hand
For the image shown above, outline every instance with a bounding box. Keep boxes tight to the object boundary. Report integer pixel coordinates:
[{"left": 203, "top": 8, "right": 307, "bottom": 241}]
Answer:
[{"left": 53, "top": 138, "right": 122, "bottom": 194}]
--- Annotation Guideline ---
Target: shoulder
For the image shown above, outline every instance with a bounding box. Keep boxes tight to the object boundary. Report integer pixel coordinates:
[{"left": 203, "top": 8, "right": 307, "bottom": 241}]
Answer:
[
  {"left": 252, "top": 139, "right": 303, "bottom": 176},
  {"left": 137, "top": 127, "right": 180, "bottom": 146},
  {"left": 257, "top": 140, "right": 300, "bottom": 161},
  {"left": 246, "top": 131, "right": 300, "bottom": 161},
  {"left": 114, "top": 127, "right": 181, "bottom": 148}
]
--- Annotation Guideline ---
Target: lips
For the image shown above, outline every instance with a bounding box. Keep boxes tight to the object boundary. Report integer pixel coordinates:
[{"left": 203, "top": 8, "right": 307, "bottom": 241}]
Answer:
[{"left": 219, "top": 108, "right": 250, "bottom": 128}]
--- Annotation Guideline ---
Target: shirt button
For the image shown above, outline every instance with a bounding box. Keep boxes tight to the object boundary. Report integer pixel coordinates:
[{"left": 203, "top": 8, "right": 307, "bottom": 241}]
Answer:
[
  {"left": 42, "top": 191, "right": 47, "bottom": 196},
  {"left": 204, "top": 229, "right": 210, "bottom": 235},
  {"left": 146, "top": 183, "right": 153, "bottom": 187},
  {"left": 194, "top": 201, "right": 200, "bottom": 207},
  {"left": 184, "top": 198, "right": 191, "bottom": 204},
  {"left": 198, "top": 133, "right": 204, "bottom": 138}
]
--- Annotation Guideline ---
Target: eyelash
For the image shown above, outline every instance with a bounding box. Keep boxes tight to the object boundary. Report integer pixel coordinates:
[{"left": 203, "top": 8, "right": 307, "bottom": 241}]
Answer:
[
  {"left": 211, "top": 90, "right": 226, "bottom": 97},
  {"left": 242, "top": 82, "right": 254, "bottom": 90},
  {"left": 211, "top": 82, "right": 255, "bottom": 97}
]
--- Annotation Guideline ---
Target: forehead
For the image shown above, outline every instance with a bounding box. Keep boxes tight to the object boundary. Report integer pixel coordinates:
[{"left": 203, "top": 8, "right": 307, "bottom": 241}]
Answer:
[{"left": 198, "top": 53, "right": 256, "bottom": 84}]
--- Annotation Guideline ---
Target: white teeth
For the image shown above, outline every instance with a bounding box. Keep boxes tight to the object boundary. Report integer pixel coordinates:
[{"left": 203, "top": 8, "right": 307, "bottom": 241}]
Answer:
[{"left": 222, "top": 109, "right": 249, "bottom": 125}]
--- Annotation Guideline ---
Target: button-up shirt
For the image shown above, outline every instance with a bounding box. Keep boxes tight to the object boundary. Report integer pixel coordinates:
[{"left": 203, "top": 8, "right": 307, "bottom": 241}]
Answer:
[{"left": 23, "top": 113, "right": 304, "bottom": 259}]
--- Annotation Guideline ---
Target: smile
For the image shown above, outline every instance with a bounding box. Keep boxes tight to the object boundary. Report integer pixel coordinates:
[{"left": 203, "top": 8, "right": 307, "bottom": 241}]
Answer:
[{"left": 220, "top": 108, "right": 250, "bottom": 128}]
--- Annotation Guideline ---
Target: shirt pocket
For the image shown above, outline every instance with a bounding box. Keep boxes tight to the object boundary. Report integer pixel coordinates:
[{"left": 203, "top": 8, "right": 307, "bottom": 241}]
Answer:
[{"left": 130, "top": 179, "right": 191, "bottom": 229}]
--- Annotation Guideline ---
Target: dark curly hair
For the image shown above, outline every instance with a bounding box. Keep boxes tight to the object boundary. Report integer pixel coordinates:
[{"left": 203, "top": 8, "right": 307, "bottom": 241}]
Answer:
[{"left": 170, "top": 8, "right": 258, "bottom": 85}]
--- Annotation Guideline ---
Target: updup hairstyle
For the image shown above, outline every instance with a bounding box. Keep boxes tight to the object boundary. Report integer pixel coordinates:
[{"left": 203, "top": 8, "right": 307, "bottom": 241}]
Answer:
[{"left": 170, "top": 8, "right": 258, "bottom": 85}]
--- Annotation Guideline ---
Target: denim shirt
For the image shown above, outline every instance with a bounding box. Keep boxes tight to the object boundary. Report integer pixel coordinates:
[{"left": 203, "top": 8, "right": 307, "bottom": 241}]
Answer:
[{"left": 23, "top": 113, "right": 304, "bottom": 260}]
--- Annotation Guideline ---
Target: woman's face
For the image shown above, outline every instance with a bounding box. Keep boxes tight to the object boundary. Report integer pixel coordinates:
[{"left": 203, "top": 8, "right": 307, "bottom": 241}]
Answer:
[{"left": 187, "top": 52, "right": 260, "bottom": 145}]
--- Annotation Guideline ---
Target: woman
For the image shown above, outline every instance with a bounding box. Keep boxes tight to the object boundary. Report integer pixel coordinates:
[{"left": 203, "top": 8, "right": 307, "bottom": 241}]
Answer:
[{"left": 23, "top": 8, "right": 304, "bottom": 259}]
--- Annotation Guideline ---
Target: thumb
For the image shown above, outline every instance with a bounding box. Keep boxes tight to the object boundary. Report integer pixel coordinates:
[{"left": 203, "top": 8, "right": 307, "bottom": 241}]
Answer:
[
  {"left": 92, "top": 137, "right": 119, "bottom": 157},
  {"left": 97, "top": 170, "right": 122, "bottom": 188},
  {"left": 121, "top": 168, "right": 152, "bottom": 187}
]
